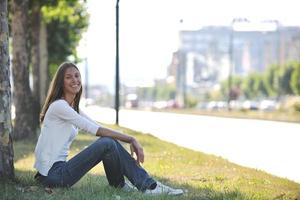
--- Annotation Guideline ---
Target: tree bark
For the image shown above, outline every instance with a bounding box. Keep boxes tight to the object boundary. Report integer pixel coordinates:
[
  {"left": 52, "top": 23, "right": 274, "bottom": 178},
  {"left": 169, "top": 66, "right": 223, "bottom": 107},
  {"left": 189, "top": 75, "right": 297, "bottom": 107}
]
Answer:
[
  {"left": 30, "top": 0, "right": 42, "bottom": 126},
  {"left": 39, "top": 21, "right": 49, "bottom": 106},
  {"left": 0, "top": 0, "right": 15, "bottom": 179},
  {"left": 11, "top": 0, "right": 39, "bottom": 140},
  {"left": 31, "top": 0, "right": 41, "bottom": 109}
]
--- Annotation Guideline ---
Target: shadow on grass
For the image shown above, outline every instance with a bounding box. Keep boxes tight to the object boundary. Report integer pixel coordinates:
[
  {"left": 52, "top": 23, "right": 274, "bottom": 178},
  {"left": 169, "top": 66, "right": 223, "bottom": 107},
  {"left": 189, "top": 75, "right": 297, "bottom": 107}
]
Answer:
[
  {"left": 13, "top": 133, "right": 97, "bottom": 163},
  {"left": 13, "top": 136, "right": 38, "bottom": 163},
  {"left": 0, "top": 169, "right": 249, "bottom": 200}
]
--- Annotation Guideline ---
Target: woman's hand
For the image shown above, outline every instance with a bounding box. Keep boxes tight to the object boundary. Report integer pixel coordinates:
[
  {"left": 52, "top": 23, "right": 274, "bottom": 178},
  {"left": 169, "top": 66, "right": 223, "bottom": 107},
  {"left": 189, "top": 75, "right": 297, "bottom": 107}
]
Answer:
[
  {"left": 130, "top": 138, "right": 144, "bottom": 165},
  {"left": 96, "top": 127, "right": 145, "bottom": 164}
]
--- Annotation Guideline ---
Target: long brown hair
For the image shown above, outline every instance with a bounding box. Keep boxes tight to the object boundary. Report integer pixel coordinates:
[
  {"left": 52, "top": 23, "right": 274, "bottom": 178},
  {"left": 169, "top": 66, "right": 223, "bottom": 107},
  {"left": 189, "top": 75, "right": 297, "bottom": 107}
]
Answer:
[{"left": 40, "top": 62, "right": 82, "bottom": 122}]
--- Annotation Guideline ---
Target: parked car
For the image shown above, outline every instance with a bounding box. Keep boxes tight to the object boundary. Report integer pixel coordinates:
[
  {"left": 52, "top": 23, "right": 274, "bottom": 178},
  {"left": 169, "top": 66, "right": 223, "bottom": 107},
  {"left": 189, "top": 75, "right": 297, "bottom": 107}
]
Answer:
[{"left": 259, "top": 100, "right": 277, "bottom": 111}]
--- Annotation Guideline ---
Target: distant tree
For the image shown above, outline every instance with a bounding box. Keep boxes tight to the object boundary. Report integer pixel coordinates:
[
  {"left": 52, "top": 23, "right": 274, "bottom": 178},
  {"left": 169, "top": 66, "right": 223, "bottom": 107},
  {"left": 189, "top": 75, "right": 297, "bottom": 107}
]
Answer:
[
  {"left": 38, "top": 20, "right": 49, "bottom": 105},
  {"left": 221, "top": 75, "right": 242, "bottom": 100},
  {"left": 279, "top": 63, "right": 294, "bottom": 95},
  {"left": 242, "top": 73, "right": 267, "bottom": 99},
  {"left": 0, "top": 0, "right": 15, "bottom": 179},
  {"left": 185, "top": 94, "right": 198, "bottom": 108},
  {"left": 7, "top": 0, "right": 88, "bottom": 141},
  {"left": 42, "top": 0, "right": 89, "bottom": 77},
  {"left": 137, "top": 87, "right": 156, "bottom": 102},
  {"left": 290, "top": 62, "right": 300, "bottom": 95},
  {"left": 256, "top": 74, "right": 268, "bottom": 97},
  {"left": 11, "top": 0, "right": 39, "bottom": 140},
  {"left": 263, "top": 65, "right": 280, "bottom": 97},
  {"left": 29, "top": 0, "right": 44, "bottom": 130},
  {"left": 242, "top": 74, "right": 256, "bottom": 99},
  {"left": 29, "top": 0, "right": 42, "bottom": 110},
  {"left": 155, "top": 84, "right": 176, "bottom": 101},
  {"left": 19, "top": 0, "right": 89, "bottom": 133},
  {"left": 29, "top": 0, "right": 89, "bottom": 108}
]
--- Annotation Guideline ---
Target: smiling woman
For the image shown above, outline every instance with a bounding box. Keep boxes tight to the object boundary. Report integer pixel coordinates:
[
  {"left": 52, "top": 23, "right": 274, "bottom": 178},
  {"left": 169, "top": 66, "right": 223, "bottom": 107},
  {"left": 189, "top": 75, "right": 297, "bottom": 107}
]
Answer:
[
  {"left": 62, "top": 67, "right": 82, "bottom": 105},
  {"left": 39, "top": 62, "right": 83, "bottom": 122},
  {"left": 34, "top": 62, "right": 184, "bottom": 196}
]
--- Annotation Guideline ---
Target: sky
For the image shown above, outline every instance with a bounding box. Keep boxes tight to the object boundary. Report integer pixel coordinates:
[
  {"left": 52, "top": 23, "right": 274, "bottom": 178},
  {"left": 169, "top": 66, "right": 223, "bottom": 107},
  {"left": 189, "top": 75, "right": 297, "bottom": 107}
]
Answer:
[{"left": 77, "top": 0, "right": 300, "bottom": 92}]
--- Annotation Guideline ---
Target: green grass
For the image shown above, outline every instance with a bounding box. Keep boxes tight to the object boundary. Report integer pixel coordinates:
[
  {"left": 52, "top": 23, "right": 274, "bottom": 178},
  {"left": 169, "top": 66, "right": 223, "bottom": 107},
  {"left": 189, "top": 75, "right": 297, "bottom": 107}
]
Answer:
[
  {"left": 1, "top": 124, "right": 300, "bottom": 199},
  {"left": 152, "top": 108, "right": 300, "bottom": 123}
]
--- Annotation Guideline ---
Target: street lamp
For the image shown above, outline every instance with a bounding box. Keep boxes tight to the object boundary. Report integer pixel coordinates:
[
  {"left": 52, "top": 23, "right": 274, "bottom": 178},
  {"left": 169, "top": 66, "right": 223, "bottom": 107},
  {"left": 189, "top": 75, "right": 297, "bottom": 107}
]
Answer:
[
  {"left": 115, "top": 0, "right": 120, "bottom": 125},
  {"left": 261, "top": 20, "right": 281, "bottom": 66},
  {"left": 261, "top": 19, "right": 281, "bottom": 98},
  {"left": 228, "top": 18, "right": 249, "bottom": 110}
]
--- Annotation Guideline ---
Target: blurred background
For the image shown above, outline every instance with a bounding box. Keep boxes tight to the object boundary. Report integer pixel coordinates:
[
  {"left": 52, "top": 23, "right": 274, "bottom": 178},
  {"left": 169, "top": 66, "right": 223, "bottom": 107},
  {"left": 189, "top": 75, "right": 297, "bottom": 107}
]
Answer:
[
  {"left": 8, "top": 0, "right": 300, "bottom": 123},
  {"left": 74, "top": 0, "right": 300, "bottom": 119}
]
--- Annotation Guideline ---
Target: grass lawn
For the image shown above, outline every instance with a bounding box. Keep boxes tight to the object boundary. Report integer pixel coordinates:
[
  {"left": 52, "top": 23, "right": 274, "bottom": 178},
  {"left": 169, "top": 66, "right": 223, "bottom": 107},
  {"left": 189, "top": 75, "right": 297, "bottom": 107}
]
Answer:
[
  {"left": 1, "top": 124, "right": 300, "bottom": 200},
  {"left": 153, "top": 109, "right": 300, "bottom": 123}
]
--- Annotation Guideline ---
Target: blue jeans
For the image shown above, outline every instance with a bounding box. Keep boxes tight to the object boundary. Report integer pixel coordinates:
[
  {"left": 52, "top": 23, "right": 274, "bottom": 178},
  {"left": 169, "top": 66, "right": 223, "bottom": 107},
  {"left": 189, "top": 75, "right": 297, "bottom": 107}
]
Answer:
[{"left": 36, "top": 137, "right": 156, "bottom": 191}]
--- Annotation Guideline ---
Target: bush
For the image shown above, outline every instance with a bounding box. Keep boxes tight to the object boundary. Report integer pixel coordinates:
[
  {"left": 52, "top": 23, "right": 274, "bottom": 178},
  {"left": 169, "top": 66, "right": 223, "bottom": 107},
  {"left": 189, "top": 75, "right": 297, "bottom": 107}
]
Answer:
[
  {"left": 186, "top": 95, "right": 198, "bottom": 108},
  {"left": 293, "top": 102, "right": 300, "bottom": 112}
]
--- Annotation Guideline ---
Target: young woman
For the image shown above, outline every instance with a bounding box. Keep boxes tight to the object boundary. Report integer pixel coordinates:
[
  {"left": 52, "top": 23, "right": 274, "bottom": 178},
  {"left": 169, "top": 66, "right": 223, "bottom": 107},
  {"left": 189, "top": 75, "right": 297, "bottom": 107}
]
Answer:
[{"left": 34, "top": 62, "right": 183, "bottom": 196}]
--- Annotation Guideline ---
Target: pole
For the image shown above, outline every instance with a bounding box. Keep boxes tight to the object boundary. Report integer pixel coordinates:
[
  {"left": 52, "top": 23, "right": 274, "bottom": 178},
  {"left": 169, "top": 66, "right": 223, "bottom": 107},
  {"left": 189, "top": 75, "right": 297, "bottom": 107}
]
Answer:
[
  {"left": 115, "top": 0, "right": 120, "bottom": 124},
  {"left": 276, "top": 21, "right": 281, "bottom": 99},
  {"left": 228, "top": 21, "right": 234, "bottom": 110},
  {"left": 228, "top": 18, "right": 249, "bottom": 110},
  {"left": 276, "top": 21, "right": 280, "bottom": 66}
]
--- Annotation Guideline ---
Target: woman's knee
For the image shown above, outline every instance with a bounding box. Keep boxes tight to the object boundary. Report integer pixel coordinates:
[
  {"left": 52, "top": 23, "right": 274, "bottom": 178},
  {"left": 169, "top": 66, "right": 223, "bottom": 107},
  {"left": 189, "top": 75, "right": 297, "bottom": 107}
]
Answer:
[{"left": 96, "top": 137, "right": 117, "bottom": 149}]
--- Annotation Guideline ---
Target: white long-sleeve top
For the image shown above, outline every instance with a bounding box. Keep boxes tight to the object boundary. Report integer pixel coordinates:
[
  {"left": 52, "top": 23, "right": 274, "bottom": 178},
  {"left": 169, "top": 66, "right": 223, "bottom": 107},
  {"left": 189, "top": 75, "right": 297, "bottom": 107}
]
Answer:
[{"left": 34, "top": 99, "right": 100, "bottom": 176}]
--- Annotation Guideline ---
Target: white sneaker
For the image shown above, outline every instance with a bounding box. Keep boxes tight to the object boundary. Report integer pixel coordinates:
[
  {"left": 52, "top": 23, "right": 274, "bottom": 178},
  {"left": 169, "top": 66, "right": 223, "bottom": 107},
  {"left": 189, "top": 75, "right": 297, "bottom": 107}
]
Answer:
[
  {"left": 121, "top": 181, "right": 137, "bottom": 192},
  {"left": 144, "top": 181, "right": 184, "bottom": 196}
]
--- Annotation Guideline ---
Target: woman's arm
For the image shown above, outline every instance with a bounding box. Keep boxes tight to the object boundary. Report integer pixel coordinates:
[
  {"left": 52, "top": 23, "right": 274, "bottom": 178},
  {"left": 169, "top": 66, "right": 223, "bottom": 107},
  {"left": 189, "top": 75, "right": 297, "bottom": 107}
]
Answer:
[
  {"left": 96, "top": 127, "right": 144, "bottom": 164},
  {"left": 50, "top": 100, "right": 100, "bottom": 134},
  {"left": 79, "top": 109, "right": 100, "bottom": 127}
]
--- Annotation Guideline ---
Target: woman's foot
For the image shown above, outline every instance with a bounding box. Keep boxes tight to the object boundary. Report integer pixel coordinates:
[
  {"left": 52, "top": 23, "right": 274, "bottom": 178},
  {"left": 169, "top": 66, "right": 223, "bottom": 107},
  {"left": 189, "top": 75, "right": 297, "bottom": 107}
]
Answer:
[
  {"left": 121, "top": 181, "right": 137, "bottom": 192},
  {"left": 144, "top": 181, "right": 184, "bottom": 196}
]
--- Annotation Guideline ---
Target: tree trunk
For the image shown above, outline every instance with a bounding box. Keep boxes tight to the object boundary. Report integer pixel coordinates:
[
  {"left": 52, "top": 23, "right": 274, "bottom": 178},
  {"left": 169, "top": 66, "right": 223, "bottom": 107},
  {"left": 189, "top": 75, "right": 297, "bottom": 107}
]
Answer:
[
  {"left": 30, "top": 0, "right": 42, "bottom": 126},
  {"left": 31, "top": 0, "right": 41, "bottom": 109},
  {"left": 39, "top": 21, "right": 49, "bottom": 106},
  {"left": 11, "top": 0, "right": 39, "bottom": 140},
  {"left": 0, "top": 0, "right": 15, "bottom": 179}
]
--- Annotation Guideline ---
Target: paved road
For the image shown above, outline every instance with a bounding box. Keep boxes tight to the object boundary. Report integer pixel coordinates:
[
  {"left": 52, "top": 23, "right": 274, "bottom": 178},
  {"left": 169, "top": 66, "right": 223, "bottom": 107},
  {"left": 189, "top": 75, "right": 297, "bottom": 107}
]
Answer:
[{"left": 83, "top": 106, "right": 300, "bottom": 183}]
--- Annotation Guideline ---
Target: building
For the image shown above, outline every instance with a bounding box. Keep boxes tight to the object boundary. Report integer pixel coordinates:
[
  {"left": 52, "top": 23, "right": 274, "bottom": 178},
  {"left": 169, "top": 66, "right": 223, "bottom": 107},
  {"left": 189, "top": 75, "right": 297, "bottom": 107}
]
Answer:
[{"left": 169, "top": 25, "right": 300, "bottom": 97}]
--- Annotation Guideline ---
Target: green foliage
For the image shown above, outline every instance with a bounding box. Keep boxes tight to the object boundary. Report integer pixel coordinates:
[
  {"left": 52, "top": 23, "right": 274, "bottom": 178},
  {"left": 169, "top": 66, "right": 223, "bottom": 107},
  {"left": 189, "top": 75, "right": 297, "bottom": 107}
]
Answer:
[
  {"left": 294, "top": 102, "right": 300, "bottom": 112},
  {"left": 185, "top": 95, "right": 198, "bottom": 108},
  {"left": 290, "top": 62, "right": 300, "bottom": 95},
  {"left": 231, "top": 75, "right": 243, "bottom": 87},
  {"left": 205, "top": 89, "right": 223, "bottom": 101},
  {"left": 156, "top": 84, "right": 176, "bottom": 100},
  {"left": 220, "top": 75, "right": 242, "bottom": 100},
  {"left": 137, "top": 87, "right": 151, "bottom": 101},
  {"left": 242, "top": 73, "right": 267, "bottom": 99},
  {"left": 253, "top": 74, "right": 267, "bottom": 98},
  {"left": 279, "top": 63, "right": 294, "bottom": 95},
  {"left": 41, "top": 0, "right": 89, "bottom": 77},
  {"left": 220, "top": 61, "right": 300, "bottom": 100},
  {"left": 242, "top": 74, "right": 256, "bottom": 99},
  {"left": 219, "top": 81, "right": 227, "bottom": 99},
  {"left": 263, "top": 65, "right": 280, "bottom": 97},
  {"left": 138, "top": 84, "right": 176, "bottom": 101}
]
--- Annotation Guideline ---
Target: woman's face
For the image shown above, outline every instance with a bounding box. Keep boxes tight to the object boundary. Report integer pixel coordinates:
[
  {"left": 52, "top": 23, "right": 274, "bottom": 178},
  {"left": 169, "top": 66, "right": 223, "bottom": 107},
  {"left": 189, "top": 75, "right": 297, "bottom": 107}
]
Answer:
[{"left": 63, "top": 67, "right": 82, "bottom": 97}]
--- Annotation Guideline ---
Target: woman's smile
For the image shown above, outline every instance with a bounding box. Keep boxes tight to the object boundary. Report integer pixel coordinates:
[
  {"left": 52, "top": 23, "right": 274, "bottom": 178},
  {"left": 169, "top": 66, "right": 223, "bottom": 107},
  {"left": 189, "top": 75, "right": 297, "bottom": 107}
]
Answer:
[{"left": 63, "top": 67, "right": 82, "bottom": 96}]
